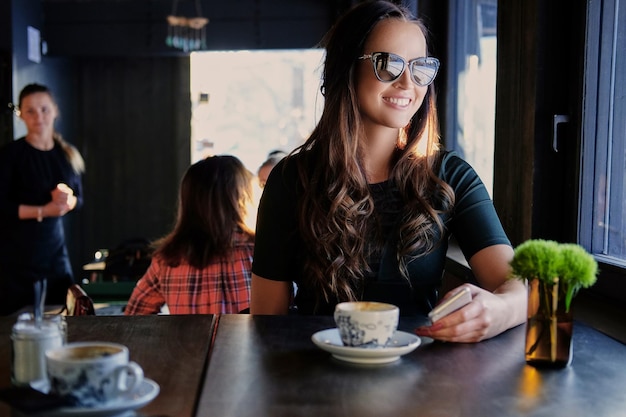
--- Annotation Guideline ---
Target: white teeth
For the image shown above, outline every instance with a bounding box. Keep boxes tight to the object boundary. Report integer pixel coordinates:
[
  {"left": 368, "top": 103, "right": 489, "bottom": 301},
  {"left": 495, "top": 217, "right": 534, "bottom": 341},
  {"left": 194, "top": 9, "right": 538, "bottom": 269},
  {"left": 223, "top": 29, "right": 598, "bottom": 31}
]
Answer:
[{"left": 386, "top": 97, "right": 410, "bottom": 106}]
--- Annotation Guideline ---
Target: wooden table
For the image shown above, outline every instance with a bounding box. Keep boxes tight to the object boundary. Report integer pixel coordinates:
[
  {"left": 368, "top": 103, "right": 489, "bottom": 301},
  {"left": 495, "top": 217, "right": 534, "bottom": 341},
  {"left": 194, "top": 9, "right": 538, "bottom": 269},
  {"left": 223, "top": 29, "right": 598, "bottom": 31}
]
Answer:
[
  {"left": 0, "top": 314, "right": 216, "bottom": 417},
  {"left": 197, "top": 314, "right": 626, "bottom": 417},
  {"left": 2, "top": 313, "right": 626, "bottom": 416}
]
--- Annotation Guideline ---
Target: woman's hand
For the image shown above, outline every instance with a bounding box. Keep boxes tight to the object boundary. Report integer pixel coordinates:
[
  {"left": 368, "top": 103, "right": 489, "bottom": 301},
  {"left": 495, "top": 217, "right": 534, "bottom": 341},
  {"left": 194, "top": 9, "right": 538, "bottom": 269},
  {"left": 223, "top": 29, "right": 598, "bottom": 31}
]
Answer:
[
  {"left": 46, "top": 183, "right": 77, "bottom": 217},
  {"left": 51, "top": 183, "right": 73, "bottom": 204},
  {"left": 415, "top": 244, "right": 527, "bottom": 343},
  {"left": 415, "top": 281, "right": 525, "bottom": 343}
]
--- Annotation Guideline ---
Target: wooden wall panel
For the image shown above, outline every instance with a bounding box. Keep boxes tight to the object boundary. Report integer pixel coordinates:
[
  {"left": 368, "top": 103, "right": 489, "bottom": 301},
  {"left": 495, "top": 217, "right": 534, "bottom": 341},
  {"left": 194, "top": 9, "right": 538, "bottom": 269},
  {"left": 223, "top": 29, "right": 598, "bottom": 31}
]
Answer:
[
  {"left": 75, "top": 56, "right": 190, "bottom": 271},
  {"left": 494, "top": 0, "right": 584, "bottom": 246},
  {"left": 492, "top": 0, "right": 536, "bottom": 246}
]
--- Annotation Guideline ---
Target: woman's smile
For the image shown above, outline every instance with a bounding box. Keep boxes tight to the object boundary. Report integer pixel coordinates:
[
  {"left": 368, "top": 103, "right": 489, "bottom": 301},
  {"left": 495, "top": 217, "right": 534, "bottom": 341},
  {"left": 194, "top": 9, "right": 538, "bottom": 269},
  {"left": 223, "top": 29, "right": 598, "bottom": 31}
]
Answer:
[{"left": 383, "top": 96, "right": 412, "bottom": 108}]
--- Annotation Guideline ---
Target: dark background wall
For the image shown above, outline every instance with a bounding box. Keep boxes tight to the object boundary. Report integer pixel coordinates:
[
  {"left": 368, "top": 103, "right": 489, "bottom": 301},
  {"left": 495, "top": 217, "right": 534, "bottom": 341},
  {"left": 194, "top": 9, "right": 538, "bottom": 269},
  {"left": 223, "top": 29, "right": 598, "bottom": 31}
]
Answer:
[
  {"left": 75, "top": 56, "right": 191, "bottom": 261},
  {"left": 42, "top": 0, "right": 341, "bottom": 56},
  {"left": 0, "top": 0, "right": 12, "bottom": 148}
]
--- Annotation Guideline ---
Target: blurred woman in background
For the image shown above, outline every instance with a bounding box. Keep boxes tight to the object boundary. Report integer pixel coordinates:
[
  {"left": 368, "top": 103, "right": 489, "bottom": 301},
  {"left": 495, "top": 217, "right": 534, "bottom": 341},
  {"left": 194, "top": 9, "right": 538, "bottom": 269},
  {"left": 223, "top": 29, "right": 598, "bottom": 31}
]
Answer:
[
  {"left": 0, "top": 83, "right": 84, "bottom": 315},
  {"left": 125, "top": 155, "right": 255, "bottom": 315},
  {"left": 257, "top": 150, "right": 287, "bottom": 189}
]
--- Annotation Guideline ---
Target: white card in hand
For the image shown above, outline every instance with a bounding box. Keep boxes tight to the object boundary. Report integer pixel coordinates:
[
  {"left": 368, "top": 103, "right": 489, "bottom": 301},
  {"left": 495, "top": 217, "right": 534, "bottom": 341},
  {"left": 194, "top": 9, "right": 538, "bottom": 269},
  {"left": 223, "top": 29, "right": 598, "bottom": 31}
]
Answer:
[{"left": 428, "top": 287, "right": 472, "bottom": 323}]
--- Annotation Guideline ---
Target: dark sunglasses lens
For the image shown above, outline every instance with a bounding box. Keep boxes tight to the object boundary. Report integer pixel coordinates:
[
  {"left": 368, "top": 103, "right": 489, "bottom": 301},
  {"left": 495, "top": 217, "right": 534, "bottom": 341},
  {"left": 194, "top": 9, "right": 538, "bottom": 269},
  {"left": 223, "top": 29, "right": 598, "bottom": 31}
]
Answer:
[
  {"left": 373, "top": 53, "right": 405, "bottom": 81},
  {"left": 411, "top": 59, "right": 439, "bottom": 86}
]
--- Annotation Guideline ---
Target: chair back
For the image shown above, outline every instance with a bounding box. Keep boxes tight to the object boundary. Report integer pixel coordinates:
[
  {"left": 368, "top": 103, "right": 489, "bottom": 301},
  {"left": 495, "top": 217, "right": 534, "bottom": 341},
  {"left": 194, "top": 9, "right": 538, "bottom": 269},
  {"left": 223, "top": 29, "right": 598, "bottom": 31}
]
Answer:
[{"left": 64, "top": 284, "right": 95, "bottom": 316}]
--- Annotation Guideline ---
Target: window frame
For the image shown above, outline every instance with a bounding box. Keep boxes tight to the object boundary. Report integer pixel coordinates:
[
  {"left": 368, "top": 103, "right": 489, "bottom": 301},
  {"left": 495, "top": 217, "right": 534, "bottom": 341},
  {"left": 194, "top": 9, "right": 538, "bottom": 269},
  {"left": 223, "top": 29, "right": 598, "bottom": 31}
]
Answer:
[
  {"left": 492, "top": 0, "right": 626, "bottom": 305},
  {"left": 443, "top": 0, "right": 498, "bottom": 195},
  {"left": 579, "top": 0, "right": 626, "bottom": 299}
]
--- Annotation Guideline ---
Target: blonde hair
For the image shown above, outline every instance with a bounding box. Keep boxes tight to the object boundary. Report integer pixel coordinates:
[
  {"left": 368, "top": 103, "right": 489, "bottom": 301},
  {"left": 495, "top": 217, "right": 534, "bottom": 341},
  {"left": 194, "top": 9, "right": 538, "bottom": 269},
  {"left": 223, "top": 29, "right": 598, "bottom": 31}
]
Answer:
[{"left": 54, "top": 133, "right": 85, "bottom": 174}]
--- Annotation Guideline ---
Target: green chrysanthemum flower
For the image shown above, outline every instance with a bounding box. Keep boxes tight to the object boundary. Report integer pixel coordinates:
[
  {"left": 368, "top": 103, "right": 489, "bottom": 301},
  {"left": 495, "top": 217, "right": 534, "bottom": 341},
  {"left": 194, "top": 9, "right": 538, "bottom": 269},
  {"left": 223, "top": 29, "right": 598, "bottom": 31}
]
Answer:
[
  {"left": 558, "top": 243, "right": 598, "bottom": 288},
  {"left": 510, "top": 239, "right": 561, "bottom": 284},
  {"left": 509, "top": 240, "right": 599, "bottom": 312},
  {"left": 558, "top": 243, "right": 598, "bottom": 311}
]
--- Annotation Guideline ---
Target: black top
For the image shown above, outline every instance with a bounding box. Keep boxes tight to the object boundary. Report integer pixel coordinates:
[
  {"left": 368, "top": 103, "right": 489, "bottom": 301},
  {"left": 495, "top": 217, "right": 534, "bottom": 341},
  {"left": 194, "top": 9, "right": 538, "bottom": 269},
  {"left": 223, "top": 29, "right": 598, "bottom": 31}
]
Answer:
[
  {"left": 0, "top": 138, "right": 83, "bottom": 314},
  {"left": 252, "top": 150, "right": 510, "bottom": 316}
]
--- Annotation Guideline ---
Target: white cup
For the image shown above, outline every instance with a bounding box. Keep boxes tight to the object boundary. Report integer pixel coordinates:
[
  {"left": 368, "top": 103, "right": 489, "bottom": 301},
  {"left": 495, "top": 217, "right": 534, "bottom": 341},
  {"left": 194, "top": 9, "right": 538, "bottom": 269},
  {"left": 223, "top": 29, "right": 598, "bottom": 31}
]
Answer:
[
  {"left": 334, "top": 301, "right": 399, "bottom": 348},
  {"left": 45, "top": 341, "right": 144, "bottom": 407}
]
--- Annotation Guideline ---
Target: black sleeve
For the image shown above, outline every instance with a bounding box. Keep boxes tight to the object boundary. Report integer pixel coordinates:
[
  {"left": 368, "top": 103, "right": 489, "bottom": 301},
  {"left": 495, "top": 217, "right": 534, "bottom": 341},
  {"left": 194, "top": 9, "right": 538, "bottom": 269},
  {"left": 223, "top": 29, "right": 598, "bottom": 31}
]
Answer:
[
  {"left": 440, "top": 152, "right": 511, "bottom": 260},
  {"left": 251, "top": 158, "right": 300, "bottom": 282},
  {"left": 0, "top": 142, "right": 20, "bottom": 220}
]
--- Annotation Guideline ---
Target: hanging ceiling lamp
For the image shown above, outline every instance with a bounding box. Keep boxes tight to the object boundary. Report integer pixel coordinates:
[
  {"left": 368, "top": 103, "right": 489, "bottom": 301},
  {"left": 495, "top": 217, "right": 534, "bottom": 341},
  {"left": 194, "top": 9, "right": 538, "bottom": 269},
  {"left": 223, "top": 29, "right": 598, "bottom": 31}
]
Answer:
[{"left": 166, "top": 0, "right": 209, "bottom": 52}]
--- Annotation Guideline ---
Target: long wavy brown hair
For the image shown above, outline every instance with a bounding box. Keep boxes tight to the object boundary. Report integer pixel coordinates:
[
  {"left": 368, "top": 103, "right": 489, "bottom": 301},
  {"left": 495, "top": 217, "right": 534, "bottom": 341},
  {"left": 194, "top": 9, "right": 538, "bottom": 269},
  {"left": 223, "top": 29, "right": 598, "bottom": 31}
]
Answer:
[
  {"left": 18, "top": 83, "right": 85, "bottom": 174},
  {"left": 293, "top": 1, "right": 455, "bottom": 305},
  {"left": 155, "top": 155, "right": 254, "bottom": 269}
]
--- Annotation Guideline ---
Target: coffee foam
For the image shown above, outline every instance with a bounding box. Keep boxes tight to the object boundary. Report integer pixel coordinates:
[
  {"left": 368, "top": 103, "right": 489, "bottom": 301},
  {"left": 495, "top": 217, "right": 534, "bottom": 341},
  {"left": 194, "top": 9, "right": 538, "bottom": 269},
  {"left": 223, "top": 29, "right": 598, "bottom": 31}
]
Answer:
[
  {"left": 58, "top": 345, "right": 121, "bottom": 360},
  {"left": 340, "top": 301, "right": 397, "bottom": 312}
]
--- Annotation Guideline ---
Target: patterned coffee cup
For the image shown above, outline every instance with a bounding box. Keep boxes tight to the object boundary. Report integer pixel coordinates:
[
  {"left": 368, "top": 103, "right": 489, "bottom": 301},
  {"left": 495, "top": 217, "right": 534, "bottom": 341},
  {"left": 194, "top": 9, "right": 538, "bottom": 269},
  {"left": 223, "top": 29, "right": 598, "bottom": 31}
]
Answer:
[
  {"left": 45, "top": 341, "right": 144, "bottom": 407},
  {"left": 334, "top": 301, "right": 399, "bottom": 348}
]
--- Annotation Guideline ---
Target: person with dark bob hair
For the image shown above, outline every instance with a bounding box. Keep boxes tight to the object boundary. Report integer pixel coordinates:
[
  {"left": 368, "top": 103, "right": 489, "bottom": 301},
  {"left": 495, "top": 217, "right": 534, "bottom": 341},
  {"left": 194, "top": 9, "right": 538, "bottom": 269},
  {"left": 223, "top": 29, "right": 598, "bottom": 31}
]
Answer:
[
  {"left": 250, "top": 1, "right": 526, "bottom": 342},
  {"left": 0, "top": 83, "right": 85, "bottom": 315},
  {"left": 257, "top": 150, "right": 287, "bottom": 189},
  {"left": 125, "top": 155, "right": 255, "bottom": 315}
]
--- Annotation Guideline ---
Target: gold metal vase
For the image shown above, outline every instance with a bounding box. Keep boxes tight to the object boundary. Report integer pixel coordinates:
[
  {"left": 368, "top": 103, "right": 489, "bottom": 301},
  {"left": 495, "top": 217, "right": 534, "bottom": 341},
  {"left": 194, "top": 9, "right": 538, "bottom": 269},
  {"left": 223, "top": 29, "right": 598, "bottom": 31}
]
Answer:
[{"left": 524, "top": 278, "right": 573, "bottom": 368}]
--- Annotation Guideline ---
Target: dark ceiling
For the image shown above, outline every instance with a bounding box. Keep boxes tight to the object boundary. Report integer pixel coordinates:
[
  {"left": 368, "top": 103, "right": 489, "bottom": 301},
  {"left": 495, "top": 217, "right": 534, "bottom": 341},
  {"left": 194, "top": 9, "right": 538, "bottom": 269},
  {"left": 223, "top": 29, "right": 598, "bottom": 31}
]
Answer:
[{"left": 40, "top": 0, "right": 356, "bottom": 56}]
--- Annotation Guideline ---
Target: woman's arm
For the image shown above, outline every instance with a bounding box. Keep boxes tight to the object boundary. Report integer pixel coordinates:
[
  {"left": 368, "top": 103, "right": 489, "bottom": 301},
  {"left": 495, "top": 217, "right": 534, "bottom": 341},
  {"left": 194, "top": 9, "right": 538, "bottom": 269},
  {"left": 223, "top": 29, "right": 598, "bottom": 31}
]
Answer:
[
  {"left": 469, "top": 244, "right": 527, "bottom": 330},
  {"left": 416, "top": 244, "right": 527, "bottom": 342},
  {"left": 250, "top": 157, "right": 299, "bottom": 315},
  {"left": 0, "top": 145, "right": 19, "bottom": 220},
  {"left": 17, "top": 204, "right": 44, "bottom": 221},
  {"left": 18, "top": 195, "right": 74, "bottom": 220},
  {"left": 250, "top": 273, "right": 291, "bottom": 315}
]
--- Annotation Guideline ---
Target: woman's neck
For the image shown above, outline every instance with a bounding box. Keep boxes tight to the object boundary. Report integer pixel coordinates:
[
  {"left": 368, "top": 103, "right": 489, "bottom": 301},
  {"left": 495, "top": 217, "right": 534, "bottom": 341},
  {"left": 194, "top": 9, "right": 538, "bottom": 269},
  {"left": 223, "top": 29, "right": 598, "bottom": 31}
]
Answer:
[
  {"left": 25, "top": 133, "right": 54, "bottom": 151},
  {"left": 363, "top": 156, "right": 391, "bottom": 183},
  {"left": 361, "top": 127, "right": 397, "bottom": 183}
]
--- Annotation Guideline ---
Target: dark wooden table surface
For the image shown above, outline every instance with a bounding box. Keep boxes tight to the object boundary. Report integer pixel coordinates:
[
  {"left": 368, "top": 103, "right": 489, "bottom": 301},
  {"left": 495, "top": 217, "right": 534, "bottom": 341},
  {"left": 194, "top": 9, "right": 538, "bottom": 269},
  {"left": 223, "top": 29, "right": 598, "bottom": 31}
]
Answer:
[
  {"left": 2, "top": 313, "right": 626, "bottom": 417},
  {"left": 0, "top": 314, "right": 216, "bottom": 417},
  {"left": 197, "top": 314, "right": 626, "bottom": 417}
]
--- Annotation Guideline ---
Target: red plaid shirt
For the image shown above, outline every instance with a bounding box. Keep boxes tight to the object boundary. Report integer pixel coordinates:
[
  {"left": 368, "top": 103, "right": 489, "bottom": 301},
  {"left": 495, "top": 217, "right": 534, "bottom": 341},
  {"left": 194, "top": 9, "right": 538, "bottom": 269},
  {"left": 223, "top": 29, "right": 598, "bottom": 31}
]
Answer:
[{"left": 124, "top": 232, "right": 254, "bottom": 315}]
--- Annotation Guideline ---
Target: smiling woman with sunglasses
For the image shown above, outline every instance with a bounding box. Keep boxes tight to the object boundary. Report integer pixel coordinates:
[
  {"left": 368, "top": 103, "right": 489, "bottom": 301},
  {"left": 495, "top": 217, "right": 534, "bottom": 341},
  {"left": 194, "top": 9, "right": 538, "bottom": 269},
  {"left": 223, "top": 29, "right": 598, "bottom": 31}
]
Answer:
[{"left": 250, "top": 0, "right": 526, "bottom": 343}]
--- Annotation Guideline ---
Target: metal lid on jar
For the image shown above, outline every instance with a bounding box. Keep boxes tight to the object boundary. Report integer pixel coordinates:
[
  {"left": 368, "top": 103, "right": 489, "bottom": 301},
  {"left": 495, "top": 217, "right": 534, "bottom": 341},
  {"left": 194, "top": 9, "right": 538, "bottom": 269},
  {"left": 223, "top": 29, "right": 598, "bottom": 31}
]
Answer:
[{"left": 11, "top": 318, "right": 62, "bottom": 340}]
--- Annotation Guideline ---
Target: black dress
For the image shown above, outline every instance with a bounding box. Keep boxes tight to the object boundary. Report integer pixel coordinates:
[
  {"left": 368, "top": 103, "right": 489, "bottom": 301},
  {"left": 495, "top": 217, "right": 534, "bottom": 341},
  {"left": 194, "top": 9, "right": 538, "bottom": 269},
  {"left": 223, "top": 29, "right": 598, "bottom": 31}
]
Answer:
[
  {"left": 0, "top": 138, "right": 83, "bottom": 315},
  {"left": 251, "top": 150, "right": 511, "bottom": 316}
]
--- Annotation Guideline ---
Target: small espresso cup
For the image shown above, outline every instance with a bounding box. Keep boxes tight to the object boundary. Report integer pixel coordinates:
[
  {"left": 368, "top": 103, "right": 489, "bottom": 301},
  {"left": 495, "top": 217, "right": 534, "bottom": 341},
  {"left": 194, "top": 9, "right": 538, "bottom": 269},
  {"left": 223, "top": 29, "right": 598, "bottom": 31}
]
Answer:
[
  {"left": 45, "top": 341, "right": 144, "bottom": 407},
  {"left": 334, "top": 301, "right": 399, "bottom": 348}
]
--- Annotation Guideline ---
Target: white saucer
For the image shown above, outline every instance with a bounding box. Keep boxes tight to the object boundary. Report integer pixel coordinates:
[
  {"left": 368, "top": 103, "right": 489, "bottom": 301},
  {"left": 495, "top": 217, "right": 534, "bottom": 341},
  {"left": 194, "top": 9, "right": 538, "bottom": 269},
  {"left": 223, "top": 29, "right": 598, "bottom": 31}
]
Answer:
[
  {"left": 311, "top": 328, "right": 421, "bottom": 364},
  {"left": 39, "top": 378, "right": 160, "bottom": 417}
]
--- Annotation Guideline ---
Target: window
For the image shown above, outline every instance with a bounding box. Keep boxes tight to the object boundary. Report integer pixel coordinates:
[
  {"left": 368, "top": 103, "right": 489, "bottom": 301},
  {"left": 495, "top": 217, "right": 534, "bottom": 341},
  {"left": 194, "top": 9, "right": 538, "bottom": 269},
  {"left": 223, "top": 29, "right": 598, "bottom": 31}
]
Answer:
[
  {"left": 189, "top": 50, "right": 324, "bottom": 171},
  {"left": 580, "top": 0, "right": 626, "bottom": 267},
  {"left": 445, "top": 0, "right": 498, "bottom": 195}
]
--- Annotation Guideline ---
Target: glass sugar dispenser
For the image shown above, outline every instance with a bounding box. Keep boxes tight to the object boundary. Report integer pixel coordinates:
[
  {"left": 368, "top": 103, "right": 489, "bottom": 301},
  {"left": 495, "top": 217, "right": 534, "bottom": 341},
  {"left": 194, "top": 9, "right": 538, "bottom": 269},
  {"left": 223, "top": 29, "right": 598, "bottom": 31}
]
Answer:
[{"left": 11, "top": 312, "right": 66, "bottom": 386}]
